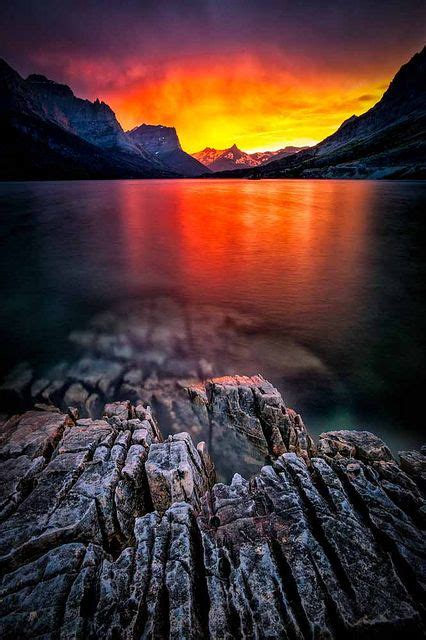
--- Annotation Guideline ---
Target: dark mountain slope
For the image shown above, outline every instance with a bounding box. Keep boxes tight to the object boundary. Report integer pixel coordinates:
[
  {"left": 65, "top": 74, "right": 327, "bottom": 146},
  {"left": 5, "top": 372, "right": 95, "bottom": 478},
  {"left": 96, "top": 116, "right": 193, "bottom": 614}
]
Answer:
[
  {"left": 0, "top": 112, "right": 169, "bottom": 180},
  {"left": 0, "top": 60, "right": 174, "bottom": 179}
]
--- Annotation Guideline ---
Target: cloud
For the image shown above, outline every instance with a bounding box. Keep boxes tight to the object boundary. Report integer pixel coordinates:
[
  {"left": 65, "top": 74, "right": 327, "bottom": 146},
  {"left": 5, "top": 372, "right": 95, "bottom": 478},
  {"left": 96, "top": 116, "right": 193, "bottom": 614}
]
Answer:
[{"left": 1, "top": 0, "right": 424, "bottom": 150}]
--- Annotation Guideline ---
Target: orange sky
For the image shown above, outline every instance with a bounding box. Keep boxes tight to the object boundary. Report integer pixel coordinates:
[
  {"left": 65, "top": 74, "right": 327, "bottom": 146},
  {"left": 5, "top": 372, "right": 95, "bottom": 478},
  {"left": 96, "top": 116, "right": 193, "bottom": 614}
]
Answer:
[
  {"left": 3, "top": 1, "right": 424, "bottom": 154},
  {"left": 103, "top": 55, "right": 386, "bottom": 153}
]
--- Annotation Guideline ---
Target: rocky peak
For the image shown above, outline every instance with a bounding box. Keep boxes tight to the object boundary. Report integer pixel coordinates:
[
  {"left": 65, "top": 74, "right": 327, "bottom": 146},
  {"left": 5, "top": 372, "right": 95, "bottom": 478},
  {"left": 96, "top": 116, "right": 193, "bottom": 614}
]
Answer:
[
  {"left": 383, "top": 45, "right": 426, "bottom": 108},
  {"left": 25, "top": 73, "right": 74, "bottom": 98},
  {"left": 193, "top": 142, "right": 308, "bottom": 171},
  {"left": 127, "top": 123, "right": 182, "bottom": 155},
  {"left": 126, "top": 123, "right": 208, "bottom": 176}
]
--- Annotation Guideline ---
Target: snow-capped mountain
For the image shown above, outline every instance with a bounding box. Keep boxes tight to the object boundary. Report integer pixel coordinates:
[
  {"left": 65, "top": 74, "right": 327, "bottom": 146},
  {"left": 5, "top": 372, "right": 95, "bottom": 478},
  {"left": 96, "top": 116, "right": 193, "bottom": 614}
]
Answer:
[{"left": 192, "top": 143, "right": 307, "bottom": 172}]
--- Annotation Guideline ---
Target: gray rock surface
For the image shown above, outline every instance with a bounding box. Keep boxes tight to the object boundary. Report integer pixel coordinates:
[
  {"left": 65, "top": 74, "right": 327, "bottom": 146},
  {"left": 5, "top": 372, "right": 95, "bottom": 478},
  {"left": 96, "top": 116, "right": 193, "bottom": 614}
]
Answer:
[
  {"left": 0, "top": 377, "right": 425, "bottom": 638},
  {"left": 146, "top": 433, "right": 215, "bottom": 513}
]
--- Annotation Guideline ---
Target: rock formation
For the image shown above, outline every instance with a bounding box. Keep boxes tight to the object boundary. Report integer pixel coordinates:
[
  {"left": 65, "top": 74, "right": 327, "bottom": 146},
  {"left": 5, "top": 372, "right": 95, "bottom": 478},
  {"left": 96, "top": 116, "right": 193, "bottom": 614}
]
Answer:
[
  {"left": 0, "top": 375, "right": 425, "bottom": 638},
  {"left": 127, "top": 124, "right": 208, "bottom": 177}
]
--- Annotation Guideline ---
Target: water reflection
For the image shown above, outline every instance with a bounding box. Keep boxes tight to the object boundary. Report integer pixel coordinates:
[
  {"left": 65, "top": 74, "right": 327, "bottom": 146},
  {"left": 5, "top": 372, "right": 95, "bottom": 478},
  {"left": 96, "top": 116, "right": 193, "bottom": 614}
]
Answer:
[{"left": 0, "top": 179, "right": 425, "bottom": 457}]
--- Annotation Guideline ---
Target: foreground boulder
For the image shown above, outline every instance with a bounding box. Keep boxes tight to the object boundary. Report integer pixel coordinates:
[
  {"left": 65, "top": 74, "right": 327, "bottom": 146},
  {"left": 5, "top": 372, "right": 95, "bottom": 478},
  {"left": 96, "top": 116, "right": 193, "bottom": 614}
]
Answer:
[{"left": 0, "top": 377, "right": 425, "bottom": 638}]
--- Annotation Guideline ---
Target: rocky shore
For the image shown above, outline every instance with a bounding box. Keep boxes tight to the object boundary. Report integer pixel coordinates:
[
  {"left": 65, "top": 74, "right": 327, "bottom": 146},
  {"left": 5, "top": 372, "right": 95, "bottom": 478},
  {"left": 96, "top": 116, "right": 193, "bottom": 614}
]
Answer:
[{"left": 0, "top": 374, "right": 425, "bottom": 638}]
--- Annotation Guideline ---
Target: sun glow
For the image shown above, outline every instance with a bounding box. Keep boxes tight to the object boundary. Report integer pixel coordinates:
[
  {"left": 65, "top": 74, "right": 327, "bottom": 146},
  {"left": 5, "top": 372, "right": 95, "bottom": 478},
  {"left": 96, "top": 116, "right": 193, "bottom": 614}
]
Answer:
[{"left": 102, "top": 55, "right": 384, "bottom": 153}]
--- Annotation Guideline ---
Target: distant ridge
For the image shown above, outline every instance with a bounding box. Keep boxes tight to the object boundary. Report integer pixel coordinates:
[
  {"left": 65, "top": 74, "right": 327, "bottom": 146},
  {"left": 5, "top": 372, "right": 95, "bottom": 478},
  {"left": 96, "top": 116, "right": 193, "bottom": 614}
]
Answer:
[{"left": 193, "top": 143, "right": 307, "bottom": 172}]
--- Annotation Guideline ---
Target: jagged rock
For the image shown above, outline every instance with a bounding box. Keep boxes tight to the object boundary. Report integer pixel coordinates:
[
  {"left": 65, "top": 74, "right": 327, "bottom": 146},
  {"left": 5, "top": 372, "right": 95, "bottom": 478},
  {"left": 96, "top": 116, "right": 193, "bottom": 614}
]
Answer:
[
  {"left": 332, "top": 457, "right": 426, "bottom": 596},
  {"left": 104, "top": 399, "right": 133, "bottom": 427},
  {"left": 318, "top": 429, "right": 393, "bottom": 462},
  {"left": 0, "top": 410, "right": 68, "bottom": 460},
  {"left": 0, "top": 388, "right": 424, "bottom": 638},
  {"left": 197, "top": 454, "right": 423, "bottom": 638},
  {"left": 0, "top": 454, "right": 45, "bottom": 520},
  {"left": 0, "top": 405, "right": 163, "bottom": 566},
  {"left": 370, "top": 458, "right": 424, "bottom": 521},
  {"left": 0, "top": 542, "right": 90, "bottom": 638},
  {"left": 399, "top": 450, "right": 426, "bottom": 491},
  {"left": 190, "top": 374, "right": 315, "bottom": 461},
  {"left": 146, "top": 433, "right": 215, "bottom": 513}
]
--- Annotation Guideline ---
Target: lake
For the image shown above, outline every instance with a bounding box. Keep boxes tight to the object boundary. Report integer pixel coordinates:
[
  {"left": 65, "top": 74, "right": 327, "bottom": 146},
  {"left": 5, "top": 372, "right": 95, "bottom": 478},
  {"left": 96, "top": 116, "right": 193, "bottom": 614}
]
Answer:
[{"left": 0, "top": 178, "right": 425, "bottom": 465}]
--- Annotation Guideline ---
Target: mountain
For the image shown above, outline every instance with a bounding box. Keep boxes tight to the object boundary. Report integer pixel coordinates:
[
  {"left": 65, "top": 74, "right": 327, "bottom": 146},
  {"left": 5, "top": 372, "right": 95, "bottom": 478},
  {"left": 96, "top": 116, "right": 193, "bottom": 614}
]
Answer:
[
  {"left": 127, "top": 124, "right": 209, "bottom": 177},
  {"left": 193, "top": 143, "right": 307, "bottom": 172},
  {"left": 192, "top": 144, "right": 255, "bottom": 171},
  {"left": 250, "top": 146, "right": 307, "bottom": 164},
  {"left": 214, "top": 47, "right": 426, "bottom": 179},
  {"left": 0, "top": 59, "right": 174, "bottom": 179}
]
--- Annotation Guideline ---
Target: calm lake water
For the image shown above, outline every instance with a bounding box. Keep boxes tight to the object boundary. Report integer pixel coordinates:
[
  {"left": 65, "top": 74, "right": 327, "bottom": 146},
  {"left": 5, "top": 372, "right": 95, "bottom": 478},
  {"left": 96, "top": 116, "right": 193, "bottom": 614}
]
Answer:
[{"left": 0, "top": 179, "right": 425, "bottom": 454}]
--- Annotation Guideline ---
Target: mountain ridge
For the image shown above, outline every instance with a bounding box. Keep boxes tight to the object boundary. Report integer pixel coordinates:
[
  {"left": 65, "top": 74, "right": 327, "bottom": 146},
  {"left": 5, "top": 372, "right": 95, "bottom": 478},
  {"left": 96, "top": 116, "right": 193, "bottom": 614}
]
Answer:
[
  {"left": 1, "top": 46, "right": 424, "bottom": 180},
  {"left": 0, "top": 59, "right": 175, "bottom": 179},
  {"left": 193, "top": 143, "right": 308, "bottom": 172}
]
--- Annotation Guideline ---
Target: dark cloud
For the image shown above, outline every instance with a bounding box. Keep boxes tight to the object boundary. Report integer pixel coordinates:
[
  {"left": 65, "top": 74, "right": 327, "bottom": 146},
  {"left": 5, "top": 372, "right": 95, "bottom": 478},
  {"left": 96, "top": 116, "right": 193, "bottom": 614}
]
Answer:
[{"left": 1, "top": 0, "right": 425, "bottom": 82}]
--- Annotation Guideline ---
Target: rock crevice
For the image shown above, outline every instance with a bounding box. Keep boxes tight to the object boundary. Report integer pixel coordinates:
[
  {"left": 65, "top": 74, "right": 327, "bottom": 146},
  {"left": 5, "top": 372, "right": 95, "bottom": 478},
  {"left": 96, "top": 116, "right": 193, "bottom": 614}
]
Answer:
[{"left": 0, "top": 376, "right": 425, "bottom": 638}]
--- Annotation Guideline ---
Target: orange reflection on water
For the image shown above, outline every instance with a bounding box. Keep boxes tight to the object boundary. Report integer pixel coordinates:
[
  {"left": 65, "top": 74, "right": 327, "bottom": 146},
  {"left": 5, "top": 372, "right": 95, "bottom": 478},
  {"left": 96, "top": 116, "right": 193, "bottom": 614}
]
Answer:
[{"left": 117, "top": 179, "right": 374, "bottom": 340}]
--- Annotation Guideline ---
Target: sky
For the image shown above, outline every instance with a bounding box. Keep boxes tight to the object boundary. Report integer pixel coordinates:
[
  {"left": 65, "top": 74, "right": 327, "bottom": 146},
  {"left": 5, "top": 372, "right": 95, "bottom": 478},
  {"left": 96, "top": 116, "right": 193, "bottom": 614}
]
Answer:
[{"left": 1, "top": 1, "right": 425, "bottom": 153}]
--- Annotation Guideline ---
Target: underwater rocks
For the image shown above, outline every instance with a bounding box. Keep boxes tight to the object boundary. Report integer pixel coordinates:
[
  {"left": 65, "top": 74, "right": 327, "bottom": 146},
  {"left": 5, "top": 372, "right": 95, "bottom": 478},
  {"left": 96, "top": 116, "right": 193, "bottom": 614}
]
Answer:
[
  {"left": 0, "top": 297, "right": 334, "bottom": 427},
  {"left": 0, "top": 375, "right": 425, "bottom": 638}
]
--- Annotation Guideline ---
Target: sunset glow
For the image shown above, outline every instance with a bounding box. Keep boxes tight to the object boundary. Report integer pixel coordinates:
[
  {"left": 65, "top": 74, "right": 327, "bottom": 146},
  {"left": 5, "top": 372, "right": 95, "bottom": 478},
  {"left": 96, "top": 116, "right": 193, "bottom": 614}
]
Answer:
[
  {"left": 2, "top": 1, "right": 425, "bottom": 152},
  {"left": 104, "top": 56, "right": 386, "bottom": 153}
]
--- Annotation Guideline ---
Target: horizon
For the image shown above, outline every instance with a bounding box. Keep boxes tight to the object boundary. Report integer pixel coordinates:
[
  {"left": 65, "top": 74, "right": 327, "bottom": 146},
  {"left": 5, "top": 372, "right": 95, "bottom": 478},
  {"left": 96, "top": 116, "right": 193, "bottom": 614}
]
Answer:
[
  {"left": 1, "top": 48, "right": 420, "bottom": 156},
  {"left": 1, "top": 1, "right": 425, "bottom": 153}
]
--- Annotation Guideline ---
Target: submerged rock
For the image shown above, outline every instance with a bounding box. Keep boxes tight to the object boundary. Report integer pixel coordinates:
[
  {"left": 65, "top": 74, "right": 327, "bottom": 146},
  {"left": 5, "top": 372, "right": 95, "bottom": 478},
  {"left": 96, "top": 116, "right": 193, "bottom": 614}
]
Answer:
[{"left": 0, "top": 378, "right": 424, "bottom": 638}]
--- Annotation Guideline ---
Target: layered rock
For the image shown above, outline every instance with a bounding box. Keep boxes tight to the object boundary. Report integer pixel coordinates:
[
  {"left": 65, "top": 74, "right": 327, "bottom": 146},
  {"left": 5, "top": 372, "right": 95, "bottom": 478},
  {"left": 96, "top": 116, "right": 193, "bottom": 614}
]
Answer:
[
  {"left": 146, "top": 433, "right": 215, "bottom": 513},
  {"left": 188, "top": 374, "right": 315, "bottom": 465},
  {"left": 1, "top": 376, "right": 425, "bottom": 638}
]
